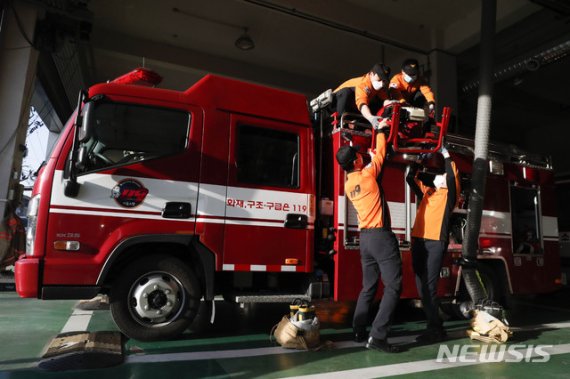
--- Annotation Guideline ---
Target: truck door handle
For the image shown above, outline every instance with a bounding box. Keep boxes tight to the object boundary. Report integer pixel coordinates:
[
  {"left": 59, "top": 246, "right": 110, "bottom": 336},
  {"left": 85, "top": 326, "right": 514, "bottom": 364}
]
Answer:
[
  {"left": 284, "top": 213, "right": 308, "bottom": 229},
  {"left": 162, "top": 202, "right": 192, "bottom": 219}
]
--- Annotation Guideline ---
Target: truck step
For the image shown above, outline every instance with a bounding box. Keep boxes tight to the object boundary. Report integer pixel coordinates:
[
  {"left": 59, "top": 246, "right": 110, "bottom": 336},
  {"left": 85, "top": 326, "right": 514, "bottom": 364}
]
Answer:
[
  {"left": 0, "top": 271, "right": 15, "bottom": 292},
  {"left": 231, "top": 293, "right": 311, "bottom": 304}
]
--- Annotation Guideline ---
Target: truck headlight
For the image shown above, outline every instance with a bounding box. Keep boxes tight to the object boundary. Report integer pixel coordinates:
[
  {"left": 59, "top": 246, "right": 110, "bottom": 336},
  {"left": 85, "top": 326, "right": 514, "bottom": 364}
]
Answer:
[{"left": 26, "top": 194, "right": 40, "bottom": 256}]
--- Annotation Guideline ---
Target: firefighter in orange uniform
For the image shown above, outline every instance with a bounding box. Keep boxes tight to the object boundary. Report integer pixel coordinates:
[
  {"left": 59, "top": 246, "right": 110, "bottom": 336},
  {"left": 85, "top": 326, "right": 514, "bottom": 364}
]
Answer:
[
  {"left": 406, "top": 146, "right": 460, "bottom": 343},
  {"left": 390, "top": 58, "right": 436, "bottom": 112},
  {"left": 335, "top": 121, "right": 402, "bottom": 353},
  {"left": 333, "top": 63, "right": 392, "bottom": 128}
]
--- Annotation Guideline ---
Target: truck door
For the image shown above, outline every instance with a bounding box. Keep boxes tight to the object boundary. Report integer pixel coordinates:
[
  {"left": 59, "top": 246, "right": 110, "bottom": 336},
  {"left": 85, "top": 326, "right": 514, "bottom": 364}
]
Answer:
[
  {"left": 45, "top": 102, "right": 202, "bottom": 285},
  {"left": 222, "top": 114, "right": 314, "bottom": 273}
]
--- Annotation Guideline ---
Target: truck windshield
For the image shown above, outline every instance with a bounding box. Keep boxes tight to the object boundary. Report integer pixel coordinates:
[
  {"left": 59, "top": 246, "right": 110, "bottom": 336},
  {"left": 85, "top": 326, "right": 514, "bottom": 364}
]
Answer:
[{"left": 79, "top": 102, "right": 189, "bottom": 172}]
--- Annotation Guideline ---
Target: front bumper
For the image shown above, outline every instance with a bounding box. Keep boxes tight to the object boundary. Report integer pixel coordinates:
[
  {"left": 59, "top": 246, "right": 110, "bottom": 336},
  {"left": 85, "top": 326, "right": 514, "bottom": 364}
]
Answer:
[{"left": 15, "top": 257, "right": 40, "bottom": 298}]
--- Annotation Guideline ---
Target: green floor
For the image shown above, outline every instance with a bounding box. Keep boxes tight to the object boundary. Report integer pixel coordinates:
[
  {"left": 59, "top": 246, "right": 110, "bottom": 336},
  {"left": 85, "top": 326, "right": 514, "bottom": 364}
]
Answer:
[{"left": 1, "top": 290, "right": 570, "bottom": 378}]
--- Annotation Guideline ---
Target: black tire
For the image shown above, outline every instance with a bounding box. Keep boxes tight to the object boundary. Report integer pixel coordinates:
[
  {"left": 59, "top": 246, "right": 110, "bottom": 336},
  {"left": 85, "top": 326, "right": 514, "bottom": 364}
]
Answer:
[{"left": 110, "top": 255, "right": 201, "bottom": 341}]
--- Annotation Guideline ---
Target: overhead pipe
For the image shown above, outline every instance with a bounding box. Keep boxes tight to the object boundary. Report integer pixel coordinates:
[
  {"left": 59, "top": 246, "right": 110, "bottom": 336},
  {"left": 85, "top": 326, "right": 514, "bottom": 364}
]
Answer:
[
  {"left": 242, "top": 0, "right": 429, "bottom": 55},
  {"left": 461, "top": 0, "right": 497, "bottom": 304},
  {"left": 462, "top": 38, "right": 570, "bottom": 93}
]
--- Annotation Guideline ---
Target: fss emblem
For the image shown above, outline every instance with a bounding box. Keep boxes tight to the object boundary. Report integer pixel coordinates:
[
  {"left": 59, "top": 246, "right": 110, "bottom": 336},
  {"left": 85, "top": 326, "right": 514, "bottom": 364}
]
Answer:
[{"left": 111, "top": 179, "right": 149, "bottom": 208}]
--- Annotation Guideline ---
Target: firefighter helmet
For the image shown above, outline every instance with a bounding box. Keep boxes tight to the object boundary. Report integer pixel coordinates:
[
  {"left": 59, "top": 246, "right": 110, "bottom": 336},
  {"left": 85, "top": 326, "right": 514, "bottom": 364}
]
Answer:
[
  {"left": 371, "top": 63, "right": 390, "bottom": 83},
  {"left": 402, "top": 59, "right": 419, "bottom": 77},
  {"left": 336, "top": 145, "right": 361, "bottom": 171}
]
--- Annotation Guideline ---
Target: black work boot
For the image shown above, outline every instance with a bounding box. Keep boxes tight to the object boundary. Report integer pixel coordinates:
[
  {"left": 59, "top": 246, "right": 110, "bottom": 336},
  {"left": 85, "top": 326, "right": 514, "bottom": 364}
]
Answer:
[
  {"left": 365, "top": 336, "right": 401, "bottom": 353},
  {"left": 415, "top": 329, "right": 447, "bottom": 344},
  {"left": 353, "top": 327, "right": 368, "bottom": 343}
]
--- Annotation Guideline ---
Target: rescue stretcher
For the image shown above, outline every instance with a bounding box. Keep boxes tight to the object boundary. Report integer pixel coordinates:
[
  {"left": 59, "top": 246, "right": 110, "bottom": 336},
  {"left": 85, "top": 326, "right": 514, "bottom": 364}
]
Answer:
[{"left": 331, "top": 103, "right": 451, "bottom": 155}]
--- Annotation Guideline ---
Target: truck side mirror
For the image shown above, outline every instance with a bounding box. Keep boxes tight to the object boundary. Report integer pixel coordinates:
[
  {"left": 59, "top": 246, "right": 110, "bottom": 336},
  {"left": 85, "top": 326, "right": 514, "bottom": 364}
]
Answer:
[
  {"left": 78, "top": 101, "right": 93, "bottom": 142},
  {"left": 64, "top": 178, "right": 80, "bottom": 197},
  {"left": 64, "top": 90, "right": 88, "bottom": 198},
  {"left": 75, "top": 145, "right": 88, "bottom": 171}
]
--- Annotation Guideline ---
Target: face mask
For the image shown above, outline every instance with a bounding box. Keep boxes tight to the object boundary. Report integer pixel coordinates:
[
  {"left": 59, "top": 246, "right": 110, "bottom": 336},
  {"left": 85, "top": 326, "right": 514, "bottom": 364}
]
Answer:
[
  {"left": 372, "top": 80, "right": 383, "bottom": 90},
  {"left": 433, "top": 174, "right": 447, "bottom": 189},
  {"left": 403, "top": 73, "right": 416, "bottom": 83}
]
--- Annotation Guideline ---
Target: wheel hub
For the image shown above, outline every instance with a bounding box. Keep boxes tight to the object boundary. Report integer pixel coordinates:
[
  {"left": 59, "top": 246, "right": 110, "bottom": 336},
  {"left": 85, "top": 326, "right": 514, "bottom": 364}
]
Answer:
[
  {"left": 148, "top": 290, "right": 168, "bottom": 308},
  {"left": 130, "top": 273, "right": 181, "bottom": 323}
]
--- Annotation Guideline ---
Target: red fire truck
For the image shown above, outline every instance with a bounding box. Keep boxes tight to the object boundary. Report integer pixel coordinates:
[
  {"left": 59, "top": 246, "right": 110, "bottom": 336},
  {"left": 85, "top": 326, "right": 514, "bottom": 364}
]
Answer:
[{"left": 15, "top": 70, "right": 561, "bottom": 341}]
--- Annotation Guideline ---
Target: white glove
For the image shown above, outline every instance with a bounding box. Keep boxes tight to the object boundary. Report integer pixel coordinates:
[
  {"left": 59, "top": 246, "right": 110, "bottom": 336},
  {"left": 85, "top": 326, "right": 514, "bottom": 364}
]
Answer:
[
  {"left": 377, "top": 118, "right": 389, "bottom": 131},
  {"left": 440, "top": 145, "right": 450, "bottom": 158},
  {"left": 370, "top": 117, "right": 389, "bottom": 132},
  {"left": 368, "top": 117, "right": 380, "bottom": 130},
  {"left": 428, "top": 102, "right": 435, "bottom": 112}
]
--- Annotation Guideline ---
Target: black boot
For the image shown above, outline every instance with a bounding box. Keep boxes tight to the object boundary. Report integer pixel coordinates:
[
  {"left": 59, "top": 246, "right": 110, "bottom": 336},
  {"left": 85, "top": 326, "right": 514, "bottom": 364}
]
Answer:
[
  {"left": 365, "top": 336, "right": 400, "bottom": 353},
  {"left": 415, "top": 329, "right": 447, "bottom": 344},
  {"left": 353, "top": 327, "right": 368, "bottom": 343}
]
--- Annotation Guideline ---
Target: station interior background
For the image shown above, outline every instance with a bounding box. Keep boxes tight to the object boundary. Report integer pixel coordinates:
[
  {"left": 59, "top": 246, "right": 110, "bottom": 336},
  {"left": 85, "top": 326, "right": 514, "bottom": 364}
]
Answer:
[
  {"left": 5, "top": 0, "right": 569, "bottom": 178},
  {"left": 1, "top": 2, "right": 570, "bottom": 376}
]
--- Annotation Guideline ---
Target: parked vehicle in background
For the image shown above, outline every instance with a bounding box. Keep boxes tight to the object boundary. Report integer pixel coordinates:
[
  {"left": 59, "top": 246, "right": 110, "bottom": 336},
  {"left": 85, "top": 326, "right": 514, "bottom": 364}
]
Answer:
[{"left": 555, "top": 174, "right": 570, "bottom": 285}]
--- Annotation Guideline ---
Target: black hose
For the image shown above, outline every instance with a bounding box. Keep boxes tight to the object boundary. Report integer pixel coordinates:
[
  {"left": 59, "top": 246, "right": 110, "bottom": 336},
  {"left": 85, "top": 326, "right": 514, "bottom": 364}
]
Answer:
[{"left": 461, "top": 0, "right": 496, "bottom": 304}]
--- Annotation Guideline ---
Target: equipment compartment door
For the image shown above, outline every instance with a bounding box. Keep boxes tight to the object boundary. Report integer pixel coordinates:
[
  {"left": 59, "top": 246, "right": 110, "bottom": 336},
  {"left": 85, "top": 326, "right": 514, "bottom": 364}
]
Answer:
[
  {"left": 222, "top": 115, "right": 314, "bottom": 273},
  {"left": 509, "top": 184, "right": 549, "bottom": 293}
]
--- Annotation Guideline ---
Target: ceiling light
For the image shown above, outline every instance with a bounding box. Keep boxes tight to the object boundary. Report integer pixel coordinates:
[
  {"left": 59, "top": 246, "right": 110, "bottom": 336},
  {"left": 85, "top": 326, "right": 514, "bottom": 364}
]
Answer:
[{"left": 235, "top": 28, "right": 255, "bottom": 51}]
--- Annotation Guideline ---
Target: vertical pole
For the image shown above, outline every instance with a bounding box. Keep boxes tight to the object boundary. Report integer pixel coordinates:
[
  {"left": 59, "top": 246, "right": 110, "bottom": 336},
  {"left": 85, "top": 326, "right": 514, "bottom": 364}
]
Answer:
[
  {"left": 0, "top": 2, "right": 39, "bottom": 218},
  {"left": 405, "top": 165, "right": 412, "bottom": 244},
  {"left": 461, "top": 0, "right": 496, "bottom": 303}
]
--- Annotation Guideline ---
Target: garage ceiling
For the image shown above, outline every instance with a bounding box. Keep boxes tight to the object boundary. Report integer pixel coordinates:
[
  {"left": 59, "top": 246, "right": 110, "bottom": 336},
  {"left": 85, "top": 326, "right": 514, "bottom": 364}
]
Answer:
[
  {"left": 32, "top": 0, "right": 570, "bottom": 172},
  {"left": 85, "top": 0, "right": 541, "bottom": 92}
]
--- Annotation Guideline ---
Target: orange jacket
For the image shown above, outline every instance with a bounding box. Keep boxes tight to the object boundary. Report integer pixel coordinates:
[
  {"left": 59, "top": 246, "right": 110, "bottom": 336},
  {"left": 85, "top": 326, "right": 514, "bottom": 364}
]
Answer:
[
  {"left": 335, "top": 75, "right": 390, "bottom": 111},
  {"left": 389, "top": 73, "right": 435, "bottom": 104},
  {"left": 344, "top": 133, "right": 389, "bottom": 229},
  {"left": 408, "top": 159, "right": 460, "bottom": 241}
]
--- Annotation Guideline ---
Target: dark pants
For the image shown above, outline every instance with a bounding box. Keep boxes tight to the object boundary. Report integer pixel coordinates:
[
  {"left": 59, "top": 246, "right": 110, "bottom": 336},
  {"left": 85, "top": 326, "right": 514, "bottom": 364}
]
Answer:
[
  {"left": 335, "top": 87, "right": 382, "bottom": 116},
  {"left": 410, "top": 91, "right": 427, "bottom": 108},
  {"left": 335, "top": 87, "right": 358, "bottom": 115},
  {"left": 353, "top": 229, "right": 402, "bottom": 340},
  {"left": 411, "top": 238, "right": 446, "bottom": 331}
]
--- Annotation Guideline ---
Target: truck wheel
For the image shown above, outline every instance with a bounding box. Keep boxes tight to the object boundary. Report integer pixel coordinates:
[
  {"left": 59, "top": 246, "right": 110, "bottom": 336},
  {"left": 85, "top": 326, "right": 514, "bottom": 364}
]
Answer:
[{"left": 110, "top": 255, "right": 201, "bottom": 341}]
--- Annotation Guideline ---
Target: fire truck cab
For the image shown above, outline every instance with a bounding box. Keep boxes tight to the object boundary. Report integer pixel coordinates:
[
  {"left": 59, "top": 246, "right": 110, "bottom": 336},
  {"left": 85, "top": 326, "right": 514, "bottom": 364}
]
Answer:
[{"left": 15, "top": 71, "right": 561, "bottom": 341}]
